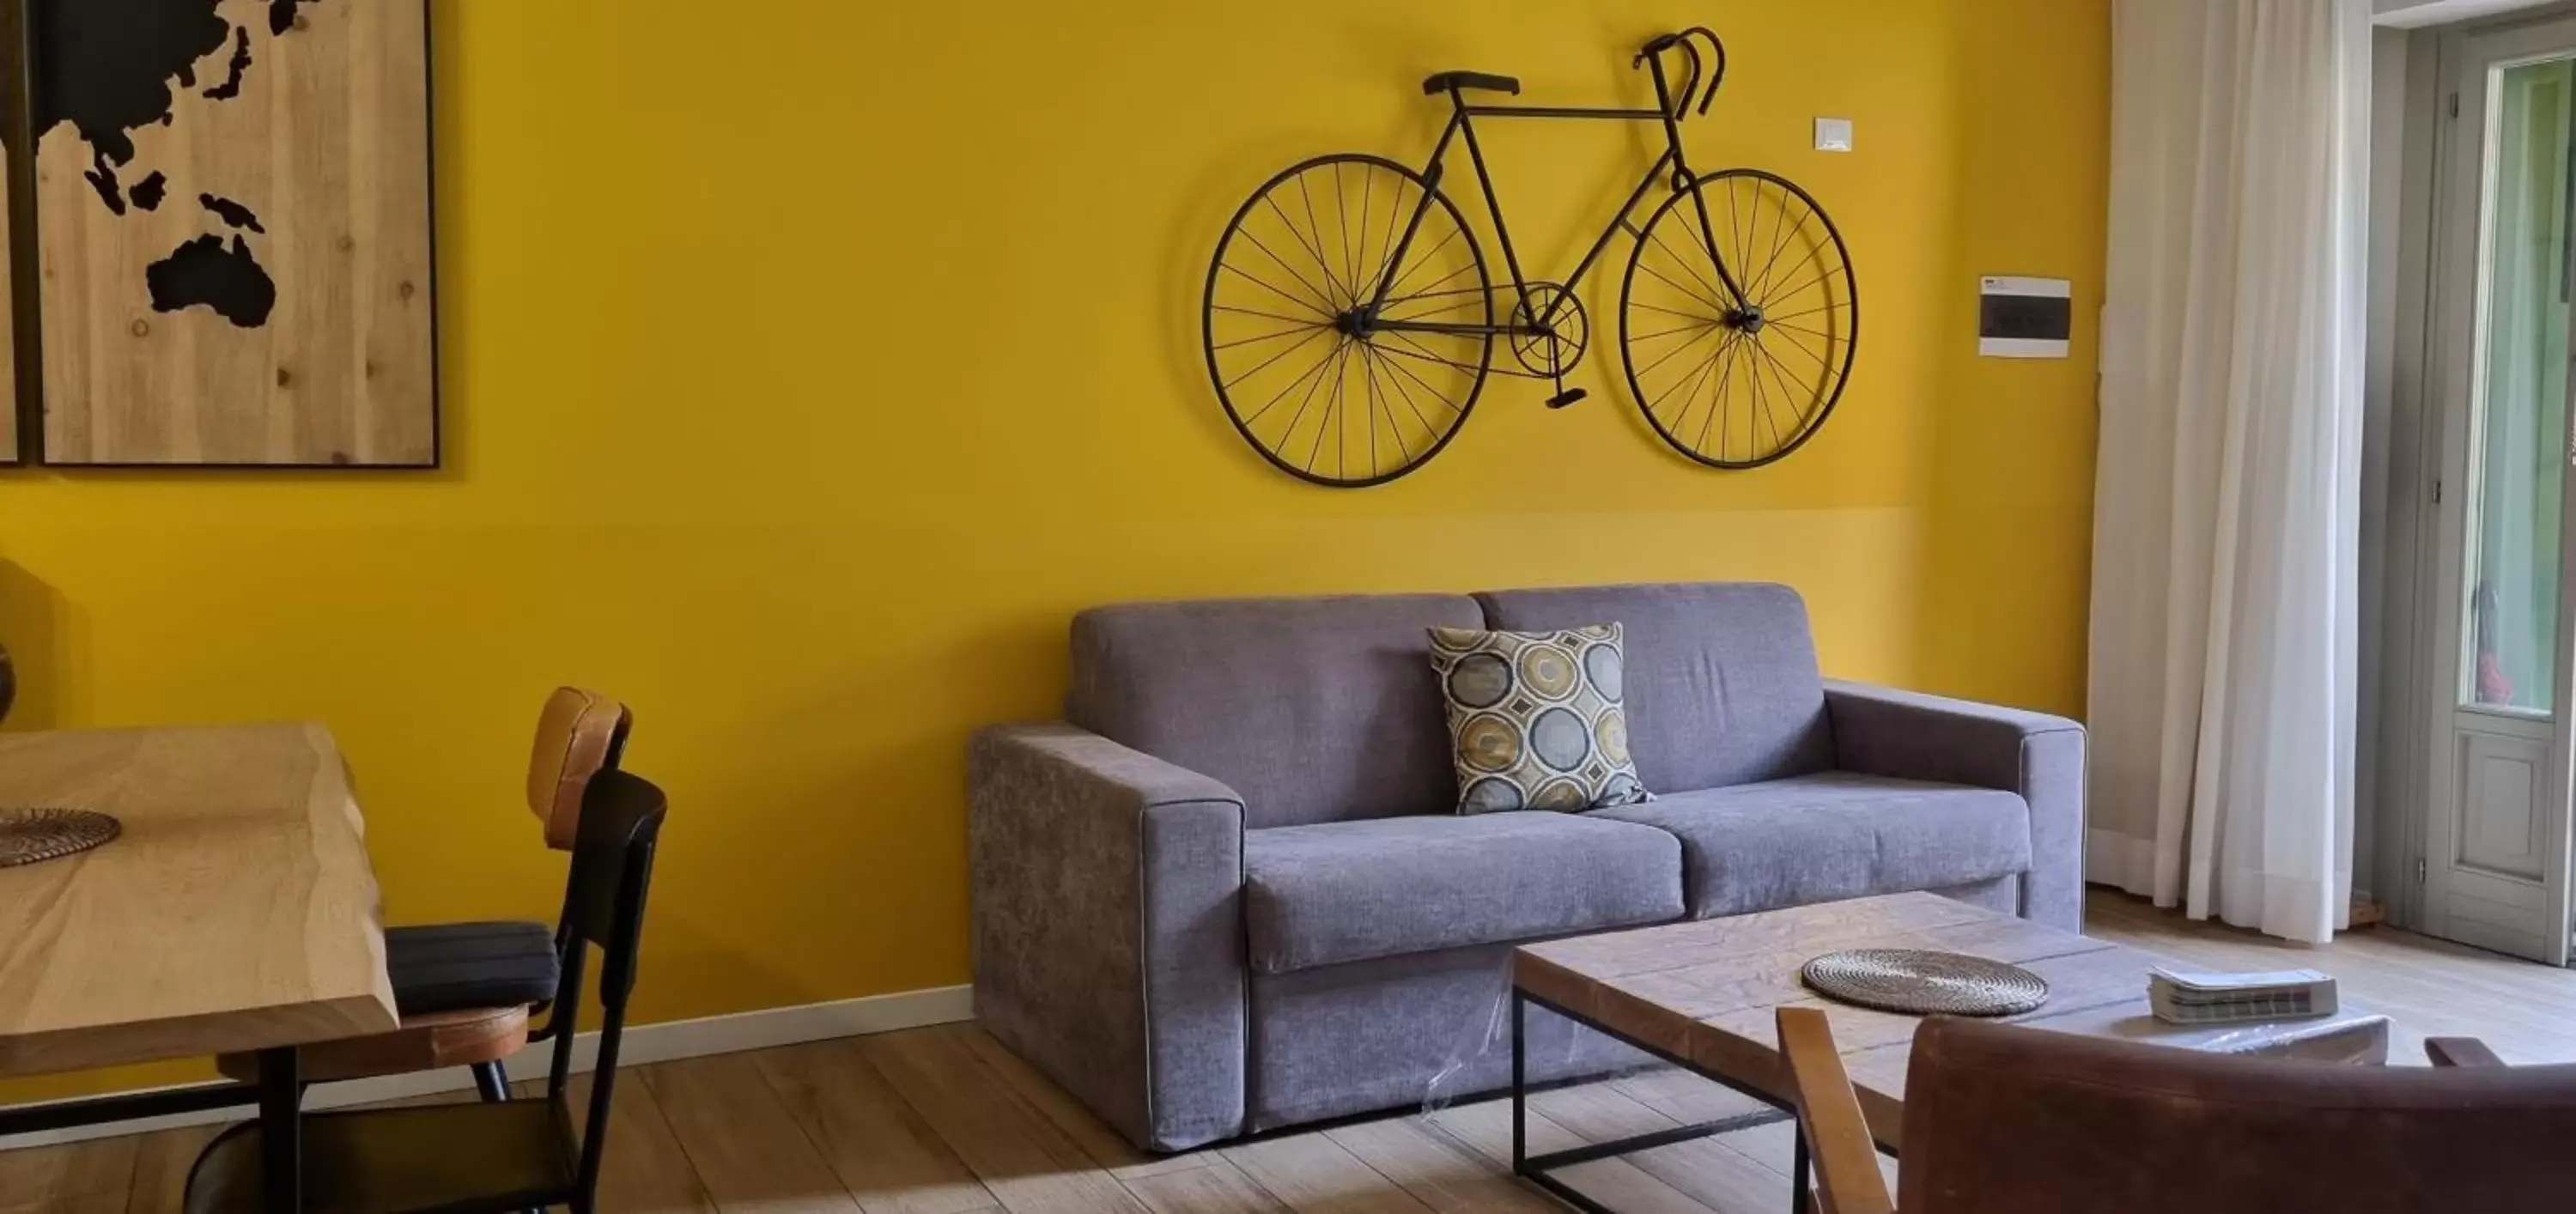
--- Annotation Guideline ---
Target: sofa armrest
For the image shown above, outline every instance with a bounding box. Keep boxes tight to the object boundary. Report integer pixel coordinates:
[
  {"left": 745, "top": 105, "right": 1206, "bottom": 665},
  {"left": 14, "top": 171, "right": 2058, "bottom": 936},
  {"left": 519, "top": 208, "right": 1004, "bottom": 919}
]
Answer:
[
  {"left": 1823, "top": 682, "right": 2087, "bottom": 931},
  {"left": 969, "top": 722, "right": 1247, "bottom": 1151}
]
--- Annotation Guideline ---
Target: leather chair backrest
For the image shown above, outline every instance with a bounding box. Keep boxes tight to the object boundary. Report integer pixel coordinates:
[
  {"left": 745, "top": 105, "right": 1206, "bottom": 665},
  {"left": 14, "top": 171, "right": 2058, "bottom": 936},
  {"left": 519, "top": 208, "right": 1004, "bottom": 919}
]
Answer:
[
  {"left": 1899, "top": 1016, "right": 2576, "bottom": 1212},
  {"left": 526, "top": 687, "right": 633, "bottom": 851}
]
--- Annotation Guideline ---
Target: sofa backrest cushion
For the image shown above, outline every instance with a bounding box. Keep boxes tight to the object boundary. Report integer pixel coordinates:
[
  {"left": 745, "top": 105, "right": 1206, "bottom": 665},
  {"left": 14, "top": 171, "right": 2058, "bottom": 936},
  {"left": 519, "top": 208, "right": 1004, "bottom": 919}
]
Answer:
[
  {"left": 1067, "top": 593, "right": 1484, "bottom": 829},
  {"left": 1473, "top": 582, "right": 1833, "bottom": 793}
]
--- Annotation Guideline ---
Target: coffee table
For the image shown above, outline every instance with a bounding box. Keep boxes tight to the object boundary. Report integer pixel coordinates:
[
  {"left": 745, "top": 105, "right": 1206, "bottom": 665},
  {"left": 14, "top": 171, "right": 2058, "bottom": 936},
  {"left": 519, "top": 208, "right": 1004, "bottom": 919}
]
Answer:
[{"left": 1507, "top": 892, "right": 2390, "bottom": 1213}]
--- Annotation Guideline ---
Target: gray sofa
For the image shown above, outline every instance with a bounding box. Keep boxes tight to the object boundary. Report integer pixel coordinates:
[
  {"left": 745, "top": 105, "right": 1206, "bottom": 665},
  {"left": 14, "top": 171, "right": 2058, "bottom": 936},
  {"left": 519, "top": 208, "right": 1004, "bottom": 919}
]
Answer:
[{"left": 969, "top": 582, "right": 2084, "bottom": 1151}]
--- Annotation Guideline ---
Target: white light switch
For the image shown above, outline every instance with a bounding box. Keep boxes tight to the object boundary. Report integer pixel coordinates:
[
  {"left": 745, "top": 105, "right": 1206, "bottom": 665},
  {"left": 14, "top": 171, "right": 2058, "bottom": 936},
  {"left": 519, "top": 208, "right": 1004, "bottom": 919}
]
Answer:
[{"left": 1814, "top": 118, "right": 1854, "bottom": 152}]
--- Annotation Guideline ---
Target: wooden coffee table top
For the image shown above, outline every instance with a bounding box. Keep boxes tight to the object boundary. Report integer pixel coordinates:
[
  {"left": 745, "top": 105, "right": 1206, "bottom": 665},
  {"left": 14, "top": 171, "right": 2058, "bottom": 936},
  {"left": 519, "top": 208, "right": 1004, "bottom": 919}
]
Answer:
[{"left": 1515, "top": 892, "right": 2391, "bottom": 1150}]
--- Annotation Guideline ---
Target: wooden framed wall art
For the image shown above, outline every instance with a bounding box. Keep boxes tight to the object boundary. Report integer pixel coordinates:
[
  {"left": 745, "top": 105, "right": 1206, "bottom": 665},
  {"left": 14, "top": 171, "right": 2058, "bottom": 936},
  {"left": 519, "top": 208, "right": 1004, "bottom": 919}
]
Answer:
[{"left": 3, "top": 0, "right": 436, "bottom": 467}]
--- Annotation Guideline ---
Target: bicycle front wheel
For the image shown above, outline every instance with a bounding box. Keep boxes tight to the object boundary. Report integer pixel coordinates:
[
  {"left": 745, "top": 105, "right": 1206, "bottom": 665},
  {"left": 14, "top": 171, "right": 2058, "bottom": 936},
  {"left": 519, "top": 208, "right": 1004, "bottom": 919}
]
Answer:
[
  {"left": 1203, "top": 154, "right": 1492, "bottom": 488},
  {"left": 1619, "top": 168, "right": 1857, "bottom": 469}
]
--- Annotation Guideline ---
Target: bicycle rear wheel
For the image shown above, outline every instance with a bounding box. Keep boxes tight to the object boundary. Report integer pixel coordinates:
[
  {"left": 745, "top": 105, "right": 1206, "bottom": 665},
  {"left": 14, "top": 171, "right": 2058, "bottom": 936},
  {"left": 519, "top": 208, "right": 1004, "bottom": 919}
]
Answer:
[
  {"left": 1204, "top": 154, "right": 1492, "bottom": 488},
  {"left": 1619, "top": 168, "right": 1857, "bottom": 469}
]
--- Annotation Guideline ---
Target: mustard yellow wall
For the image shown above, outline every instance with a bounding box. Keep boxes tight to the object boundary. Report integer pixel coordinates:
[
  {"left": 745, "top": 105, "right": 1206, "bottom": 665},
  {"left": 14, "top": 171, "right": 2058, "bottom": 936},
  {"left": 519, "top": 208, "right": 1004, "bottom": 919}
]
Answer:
[{"left": 0, "top": 0, "right": 2106, "bottom": 1102}]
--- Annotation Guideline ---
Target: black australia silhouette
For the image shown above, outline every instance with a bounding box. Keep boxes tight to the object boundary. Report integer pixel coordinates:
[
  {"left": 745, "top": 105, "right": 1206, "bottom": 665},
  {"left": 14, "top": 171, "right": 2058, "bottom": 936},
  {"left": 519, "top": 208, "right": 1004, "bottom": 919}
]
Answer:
[{"left": 147, "top": 234, "right": 275, "bottom": 327}]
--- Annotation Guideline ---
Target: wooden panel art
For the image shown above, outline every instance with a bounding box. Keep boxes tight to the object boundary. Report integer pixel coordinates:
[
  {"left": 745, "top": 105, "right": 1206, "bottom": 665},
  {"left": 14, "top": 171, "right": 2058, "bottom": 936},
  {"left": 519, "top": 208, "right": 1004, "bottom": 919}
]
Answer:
[{"left": 25, "top": 0, "right": 434, "bottom": 465}]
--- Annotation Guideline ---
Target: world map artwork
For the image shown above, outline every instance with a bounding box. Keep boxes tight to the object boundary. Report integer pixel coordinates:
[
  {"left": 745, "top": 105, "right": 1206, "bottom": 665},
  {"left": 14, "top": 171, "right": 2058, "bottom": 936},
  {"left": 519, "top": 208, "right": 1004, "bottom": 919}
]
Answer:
[
  {"left": 36, "top": 0, "right": 325, "bottom": 327},
  {"left": 7, "top": 0, "right": 434, "bottom": 466}
]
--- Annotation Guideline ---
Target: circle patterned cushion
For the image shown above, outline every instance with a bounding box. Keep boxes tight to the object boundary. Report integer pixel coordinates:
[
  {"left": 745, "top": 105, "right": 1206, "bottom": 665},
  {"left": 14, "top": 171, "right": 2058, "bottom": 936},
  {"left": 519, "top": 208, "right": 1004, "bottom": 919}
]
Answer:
[{"left": 1429, "top": 622, "right": 1653, "bottom": 814}]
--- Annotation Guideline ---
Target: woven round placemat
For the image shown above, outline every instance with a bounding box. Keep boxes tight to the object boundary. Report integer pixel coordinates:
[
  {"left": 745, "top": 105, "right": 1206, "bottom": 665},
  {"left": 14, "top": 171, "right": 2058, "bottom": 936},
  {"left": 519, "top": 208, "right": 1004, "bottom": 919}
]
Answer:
[
  {"left": 0, "top": 807, "right": 120, "bottom": 869},
  {"left": 1801, "top": 949, "right": 2050, "bottom": 1017}
]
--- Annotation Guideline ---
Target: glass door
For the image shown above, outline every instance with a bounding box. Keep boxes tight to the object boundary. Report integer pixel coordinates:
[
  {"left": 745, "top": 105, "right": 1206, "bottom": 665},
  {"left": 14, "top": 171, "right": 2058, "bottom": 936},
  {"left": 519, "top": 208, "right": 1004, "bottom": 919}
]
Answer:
[
  {"left": 2465, "top": 57, "right": 2570, "bottom": 719},
  {"left": 2423, "top": 20, "right": 2576, "bottom": 964}
]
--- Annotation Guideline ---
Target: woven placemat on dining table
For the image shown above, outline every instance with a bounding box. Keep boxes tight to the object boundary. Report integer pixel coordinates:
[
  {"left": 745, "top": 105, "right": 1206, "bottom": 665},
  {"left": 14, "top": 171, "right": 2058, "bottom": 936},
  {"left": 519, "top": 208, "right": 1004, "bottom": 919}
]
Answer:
[{"left": 0, "top": 807, "right": 121, "bottom": 868}]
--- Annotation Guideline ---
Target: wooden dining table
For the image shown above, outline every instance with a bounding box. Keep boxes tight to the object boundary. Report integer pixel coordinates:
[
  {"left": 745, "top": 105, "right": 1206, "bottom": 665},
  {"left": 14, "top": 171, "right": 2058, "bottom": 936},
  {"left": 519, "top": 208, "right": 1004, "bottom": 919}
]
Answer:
[{"left": 0, "top": 723, "right": 399, "bottom": 1212}]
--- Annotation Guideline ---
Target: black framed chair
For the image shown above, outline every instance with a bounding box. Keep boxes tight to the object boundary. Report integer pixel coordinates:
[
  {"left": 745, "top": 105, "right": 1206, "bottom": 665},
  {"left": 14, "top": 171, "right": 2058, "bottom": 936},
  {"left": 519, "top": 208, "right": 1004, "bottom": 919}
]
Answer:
[
  {"left": 183, "top": 768, "right": 671, "bottom": 1214},
  {"left": 214, "top": 689, "right": 631, "bottom": 1098}
]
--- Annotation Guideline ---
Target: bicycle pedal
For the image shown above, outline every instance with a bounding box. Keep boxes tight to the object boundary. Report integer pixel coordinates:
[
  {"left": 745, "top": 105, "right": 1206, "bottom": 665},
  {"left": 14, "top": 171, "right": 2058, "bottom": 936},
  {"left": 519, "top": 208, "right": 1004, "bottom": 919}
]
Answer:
[{"left": 1546, "top": 388, "right": 1589, "bottom": 409}]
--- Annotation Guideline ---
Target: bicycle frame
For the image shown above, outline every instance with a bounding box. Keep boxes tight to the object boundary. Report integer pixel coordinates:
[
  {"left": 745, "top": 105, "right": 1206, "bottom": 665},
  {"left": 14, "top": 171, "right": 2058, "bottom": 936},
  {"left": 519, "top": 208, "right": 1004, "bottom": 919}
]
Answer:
[{"left": 1362, "top": 43, "right": 1747, "bottom": 343}]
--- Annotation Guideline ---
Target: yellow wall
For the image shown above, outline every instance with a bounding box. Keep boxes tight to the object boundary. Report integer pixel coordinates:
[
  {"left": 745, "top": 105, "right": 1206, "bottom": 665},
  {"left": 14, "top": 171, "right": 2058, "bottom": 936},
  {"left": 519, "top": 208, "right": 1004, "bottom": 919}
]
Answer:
[{"left": 0, "top": 0, "right": 2107, "bottom": 1100}]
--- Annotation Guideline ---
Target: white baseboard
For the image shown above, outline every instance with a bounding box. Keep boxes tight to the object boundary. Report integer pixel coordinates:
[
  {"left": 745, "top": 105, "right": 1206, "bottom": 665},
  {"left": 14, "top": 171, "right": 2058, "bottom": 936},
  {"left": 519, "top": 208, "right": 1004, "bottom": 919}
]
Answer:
[{"left": 0, "top": 983, "right": 975, "bottom": 1153}]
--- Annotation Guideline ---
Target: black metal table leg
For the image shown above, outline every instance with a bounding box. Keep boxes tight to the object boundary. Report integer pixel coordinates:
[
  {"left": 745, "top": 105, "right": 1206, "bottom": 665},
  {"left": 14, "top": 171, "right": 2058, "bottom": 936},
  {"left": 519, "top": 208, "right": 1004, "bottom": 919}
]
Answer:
[
  {"left": 257, "top": 1047, "right": 302, "bottom": 1214},
  {"left": 1790, "top": 1124, "right": 1810, "bottom": 1214},
  {"left": 0, "top": 1082, "right": 264, "bottom": 1138},
  {"left": 1505, "top": 987, "right": 1880, "bottom": 1214},
  {"left": 1511, "top": 990, "right": 1527, "bottom": 1176}
]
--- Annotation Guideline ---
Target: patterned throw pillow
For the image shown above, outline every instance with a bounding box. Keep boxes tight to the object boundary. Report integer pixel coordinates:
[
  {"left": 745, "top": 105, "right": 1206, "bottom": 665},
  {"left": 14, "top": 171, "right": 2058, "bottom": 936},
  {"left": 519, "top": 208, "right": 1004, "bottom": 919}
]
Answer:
[{"left": 1427, "top": 622, "right": 1653, "bottom": 814}]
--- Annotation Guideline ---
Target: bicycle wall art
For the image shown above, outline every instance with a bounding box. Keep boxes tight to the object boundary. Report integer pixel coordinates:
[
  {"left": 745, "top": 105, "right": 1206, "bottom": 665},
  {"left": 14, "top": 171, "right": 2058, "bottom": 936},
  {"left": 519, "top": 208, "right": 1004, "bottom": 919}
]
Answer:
[{"left": 1202, "top": 27, "right": 1858, "bottom": 487}]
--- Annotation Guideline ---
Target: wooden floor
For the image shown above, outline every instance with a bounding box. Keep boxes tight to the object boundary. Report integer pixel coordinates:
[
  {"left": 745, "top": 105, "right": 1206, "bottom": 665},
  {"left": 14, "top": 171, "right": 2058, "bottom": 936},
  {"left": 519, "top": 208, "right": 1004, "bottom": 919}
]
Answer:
[{"left": 12, "top": 889, "right": 2576, "bottom": 1213}]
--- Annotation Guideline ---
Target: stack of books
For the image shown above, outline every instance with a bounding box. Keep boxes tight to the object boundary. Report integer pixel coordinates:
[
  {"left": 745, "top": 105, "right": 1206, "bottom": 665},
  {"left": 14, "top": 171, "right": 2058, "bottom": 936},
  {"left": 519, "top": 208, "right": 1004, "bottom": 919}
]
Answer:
[{"left": 2146, "top": 966, "right": 2338, "bottom": 1025}]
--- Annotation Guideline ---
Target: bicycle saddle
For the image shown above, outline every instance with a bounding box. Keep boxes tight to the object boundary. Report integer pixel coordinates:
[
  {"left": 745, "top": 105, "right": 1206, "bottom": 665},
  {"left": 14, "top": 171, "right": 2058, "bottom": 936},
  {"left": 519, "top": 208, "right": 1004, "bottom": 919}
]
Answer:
[{"left": 1422, "top": 70, "right": 1520, "bottom": 96}]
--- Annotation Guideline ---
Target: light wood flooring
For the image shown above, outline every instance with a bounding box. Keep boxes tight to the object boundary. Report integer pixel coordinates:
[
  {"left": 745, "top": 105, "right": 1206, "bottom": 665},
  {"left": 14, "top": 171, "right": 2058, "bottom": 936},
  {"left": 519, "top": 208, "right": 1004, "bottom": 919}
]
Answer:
[{"left": 11, "top": 889, "right": 2576, "bottom": 1214}]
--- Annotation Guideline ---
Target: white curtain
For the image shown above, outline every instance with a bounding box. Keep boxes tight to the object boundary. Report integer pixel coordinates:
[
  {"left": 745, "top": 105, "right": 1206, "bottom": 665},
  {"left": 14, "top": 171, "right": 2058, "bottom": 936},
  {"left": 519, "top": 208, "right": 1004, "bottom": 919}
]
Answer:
[{"left": 2088, "top": 0, "right": 2370, "bottom": 944}]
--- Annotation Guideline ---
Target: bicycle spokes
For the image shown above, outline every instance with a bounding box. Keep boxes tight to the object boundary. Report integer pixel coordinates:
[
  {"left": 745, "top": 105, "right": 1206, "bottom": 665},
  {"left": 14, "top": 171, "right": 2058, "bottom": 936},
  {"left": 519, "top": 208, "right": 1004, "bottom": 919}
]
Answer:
[
  {"left": 1620, "top": 169, "right": 1857, "bottom": 469},
  {"left": 1204, "top": 155, "right": 1493, "bottom": 488}
]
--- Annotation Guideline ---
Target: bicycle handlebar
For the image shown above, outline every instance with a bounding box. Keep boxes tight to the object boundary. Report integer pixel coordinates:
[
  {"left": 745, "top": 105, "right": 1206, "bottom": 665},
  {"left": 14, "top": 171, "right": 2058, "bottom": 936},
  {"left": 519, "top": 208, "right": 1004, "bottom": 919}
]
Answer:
[{"left": 1634, "top": 27, "right": 1727, "bottom": 119}]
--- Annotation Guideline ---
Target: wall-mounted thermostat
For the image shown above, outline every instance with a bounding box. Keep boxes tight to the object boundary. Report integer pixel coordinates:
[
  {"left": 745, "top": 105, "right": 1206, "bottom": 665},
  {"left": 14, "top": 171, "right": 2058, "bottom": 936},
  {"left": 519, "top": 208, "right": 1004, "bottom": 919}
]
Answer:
[{"left": 1978, "top": 276, "right": 2071, "bottom": 359}]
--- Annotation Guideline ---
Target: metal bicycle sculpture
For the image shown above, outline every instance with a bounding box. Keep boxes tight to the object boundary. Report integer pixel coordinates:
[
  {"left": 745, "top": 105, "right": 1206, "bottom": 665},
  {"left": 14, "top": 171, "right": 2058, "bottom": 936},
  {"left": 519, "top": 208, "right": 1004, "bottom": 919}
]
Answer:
[{"left": 1204, "top": 27, "right": 1858, "bottom": 487}]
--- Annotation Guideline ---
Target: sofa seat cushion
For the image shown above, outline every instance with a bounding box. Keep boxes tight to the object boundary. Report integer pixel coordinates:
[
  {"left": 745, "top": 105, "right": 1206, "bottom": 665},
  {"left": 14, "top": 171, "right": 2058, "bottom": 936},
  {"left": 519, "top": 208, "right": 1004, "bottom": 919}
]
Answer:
[
  {"left": 1592, "top": 773, "right": 2030, "bottom": 919},
  {"left": 1243, "top": 812, "right": 1682, "bottom": 974}
]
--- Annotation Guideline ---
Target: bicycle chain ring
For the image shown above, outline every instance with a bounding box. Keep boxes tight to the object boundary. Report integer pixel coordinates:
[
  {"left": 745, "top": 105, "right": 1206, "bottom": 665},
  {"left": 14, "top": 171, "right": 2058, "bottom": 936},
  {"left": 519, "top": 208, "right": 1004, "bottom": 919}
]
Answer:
[{"left": 1509, "top": 282, "right": 1589, "bottom": 378}]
